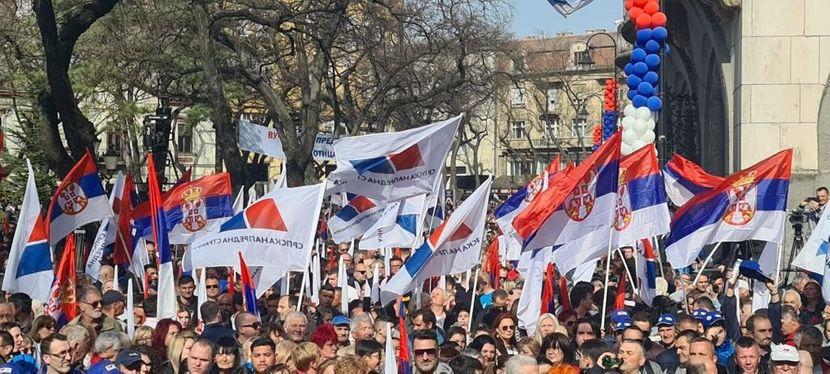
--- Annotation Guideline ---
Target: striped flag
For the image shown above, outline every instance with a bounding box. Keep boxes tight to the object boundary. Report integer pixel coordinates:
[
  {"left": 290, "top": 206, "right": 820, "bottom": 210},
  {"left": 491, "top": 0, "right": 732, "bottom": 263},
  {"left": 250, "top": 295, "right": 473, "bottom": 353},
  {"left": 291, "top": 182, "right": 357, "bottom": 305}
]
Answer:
[
  {"left": 238, "top": 252, "right": 260, "bottom": 319},
  {"left": 148, "top": 153, "right": 176, "bottom": 319}
]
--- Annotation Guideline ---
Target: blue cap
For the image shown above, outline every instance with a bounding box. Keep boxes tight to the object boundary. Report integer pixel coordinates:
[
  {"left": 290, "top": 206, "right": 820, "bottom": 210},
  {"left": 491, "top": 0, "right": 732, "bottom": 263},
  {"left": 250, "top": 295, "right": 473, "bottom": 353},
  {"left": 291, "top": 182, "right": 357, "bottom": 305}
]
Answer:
[
  {"left": 610, "top": 310, "right": 632, "bottom": 331},
  {"left": 739, "top": 260, "right": 773, "bottom": 284},
  {"left": 87, "top": 360, "right": 120, "bottom": 374},
  {"left": 0, "top": 363, "right": 23, "bottom": 374},
  {"left": 332, "top": 315, "right": 351, "bottom": 327},
  {"left": 692, "top": 309, "right": 708, "bottom": 321},
  {"left": 115, "top": 349, "right": 142, "bottom": 367},
  {"left": 657, "top": 314, "right": 676, "bottom": 327},
  {"left": 702, "top": 311, "right": 724, "bottom": 328}
]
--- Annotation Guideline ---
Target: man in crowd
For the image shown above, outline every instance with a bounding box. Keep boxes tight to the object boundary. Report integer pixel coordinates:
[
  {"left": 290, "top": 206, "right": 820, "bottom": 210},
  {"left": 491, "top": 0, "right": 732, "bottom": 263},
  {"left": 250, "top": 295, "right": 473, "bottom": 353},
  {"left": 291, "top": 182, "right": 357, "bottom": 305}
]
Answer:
[
  {"left": 733, "top": 336, "right": 763, "bottom": 374},
  {"left": 186, "top": 340, "right": 214, "bottom": 374},
  {"left": 283, "top": 311, "right": 308, "bottom": 343},
  {"left": 250, "top": 338, "right": 276, "bottom": 374},
  {"left": 411, "top": 330, "right": 451, "bottom": 374},
  {"left": 199, "top": 301, "right": 234, "bottom": 343},
  {"left": 40, "top": 334, "right": 76, "bottom": 374},
  {"left": 204, "top": 275, "right": 221, "bottom": 302},
  {"left": 234, "top": 312, "right": 260, "bottom": 346},
  {"left": 100, "top": 290, "right": 126, "bottom": 333},
  {"left": 177, "top": 275, "right": 198, "bottom": 316},
  {"left": 333, "top": 315, "right": 351, "bottom": 348}
]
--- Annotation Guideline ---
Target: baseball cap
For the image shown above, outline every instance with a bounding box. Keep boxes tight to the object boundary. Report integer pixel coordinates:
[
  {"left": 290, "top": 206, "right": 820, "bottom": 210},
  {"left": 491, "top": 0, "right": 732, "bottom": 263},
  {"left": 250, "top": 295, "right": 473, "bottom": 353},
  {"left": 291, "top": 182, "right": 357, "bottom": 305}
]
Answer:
[
  {"left": 702, "top": 311, "right": 724, "bottom": 328},
  {"left": 101, "top": 290, "right": 126, "bottom": 307},
  {"left": 332, "top": 315, "right": 351, "bottom": 326},
  {"left": 770, "top": 344, "right": 800, "bottom": 363},
  {"left": 115, "top": 348, "right": 143, "bottom": 367},
  {"left": 87, "top": 360, "right": 120, "bottom": 374},
  {"left": 656, "top": 314, "right": 676, "bottom": 327},
  {"left": 610, "top": 310, "right": 632, "bottom": 331},
  {"left": 692, "top": 309, "right": 708, "bottom": 321}
]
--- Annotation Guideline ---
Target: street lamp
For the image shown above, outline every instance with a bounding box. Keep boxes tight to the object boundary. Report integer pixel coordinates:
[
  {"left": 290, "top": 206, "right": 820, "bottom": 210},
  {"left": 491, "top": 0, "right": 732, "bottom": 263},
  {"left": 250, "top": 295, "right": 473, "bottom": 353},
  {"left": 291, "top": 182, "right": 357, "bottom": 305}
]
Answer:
[
  {"left": 575, "top": 106, "right": 589, "bottom": 161},
  {"left": 578, "top": 31, "right": 620, "bottom": 109}
]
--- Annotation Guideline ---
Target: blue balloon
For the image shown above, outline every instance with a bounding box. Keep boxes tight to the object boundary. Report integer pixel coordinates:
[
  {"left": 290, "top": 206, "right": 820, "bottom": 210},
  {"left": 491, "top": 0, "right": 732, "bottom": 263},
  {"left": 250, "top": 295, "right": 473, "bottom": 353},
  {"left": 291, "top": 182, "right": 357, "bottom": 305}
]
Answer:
[
  {"left": 643, "top": 71, "right": 659, "bottom": 84},
  {"left": 633, "top": 62, "right": 649, "bottom": 76},
  {"left": 636, "top": 29, "right": 653, "bottom": 43},
  {"left": 624, "top": 63, "right": 634, "bottom": 76},
  {"left": 664, "top": 44, "right": 671, "bottom": 55},
  {"left": 633, "top": 95, "right": 648, "bottom": 108},
  {"left": 652, "top": 26, "right": 668, "bottom": 42},
  {"left": 647, "top": 96, "right": 663, "bottom": 111},
  {"left": 645, "top": 40, "right": 661, "bottom": 54},
  {"left": 626, "top": 75, "right": 642, "bottom": 87},
  {"left": 631, "top": 48, "right": 647, "bottom": 62},
  {"left": 645, "top": 54, "right": 661, "bottom": 69},
  {"left": 627, "top": 90, "right": 637, "bottom": 100},
  {"left": 638, "top": 82, "right": 654, "bottom": 96}
]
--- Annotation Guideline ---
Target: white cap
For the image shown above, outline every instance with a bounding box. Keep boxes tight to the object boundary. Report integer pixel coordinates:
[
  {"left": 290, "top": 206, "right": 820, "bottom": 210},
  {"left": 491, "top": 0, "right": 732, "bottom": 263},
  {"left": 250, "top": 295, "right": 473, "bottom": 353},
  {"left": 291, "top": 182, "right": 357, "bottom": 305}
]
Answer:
[{"left": 770, "top": 344, "right": 800, "bottom": 362}]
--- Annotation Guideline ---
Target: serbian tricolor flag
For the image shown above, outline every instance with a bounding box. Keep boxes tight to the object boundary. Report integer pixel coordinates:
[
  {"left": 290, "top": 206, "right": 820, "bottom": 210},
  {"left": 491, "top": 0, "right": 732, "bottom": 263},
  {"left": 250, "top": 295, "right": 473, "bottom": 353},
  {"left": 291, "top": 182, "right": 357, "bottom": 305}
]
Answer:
[
  {"left": 2, "top": 160, "right": 53, "bottom": 301},
  {"left": 134, "top": 173, "right": 233, "bottom": 244},
  {"left": 360, "top": 194, "right": 426, "bottom": 250},
  {"left": 45, "top": 234, "right": 78, "bottom": 326},
  {"left": 380, "top": 177, "right": 491, "bottom": 305},
  {"left": 663, "top": 153, "right": 724, "bottom": 207},
  {"left": 397, "top": 300, "right": 411, "bottom": 374},
  {"left": 147, "top": 154, "right": 177, "bottom": 319},
  {"left": 514, "top": 133, "right": 620, "bottom": 273},
  {"left": 113, "top": 174, "right": 135, "bottom": 265},
  {"left": 46, "top": 150, "right": 112, "bottom": 245},
  {"left": 516, "top": 246, "right": 554, "bottom": 332},
  {"left": 636, "top": 239, "right": 658, "bottom": 306},
  {"left": 610, "top": 145, "right": 670, "bottom": 248},
  {"left": 665, "top": 149, "right": 792, "bottom": 269},
  {"left": 238, "top": 252, "right": 260, "bottom": 318},
  {"left": 328, "top": 115, "right": 461, "bottom": 202},
  {"left": 327, "top": 193, "right": 383, "bottom": 244},
  {"left": 185, "top": 183, "right": 325, "bottom": 280}
]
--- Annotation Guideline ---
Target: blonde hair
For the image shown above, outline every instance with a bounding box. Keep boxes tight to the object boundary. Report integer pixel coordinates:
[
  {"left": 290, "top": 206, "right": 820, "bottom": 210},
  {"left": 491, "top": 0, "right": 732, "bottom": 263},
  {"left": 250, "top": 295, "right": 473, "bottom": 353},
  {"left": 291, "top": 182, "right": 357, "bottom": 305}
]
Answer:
[
  {"left": 531, "top": 313, "right": 568, "bottom": 345},
  {"left": 132, "top": 326, "right": 153, "bottom": 346},
  {"left": 517, "top": 336, "right": 540, "bottom": 357},
  {"left": 292, "top": 342, "right": 321, "bottom": 371},
  {"left": 167, "top": 331, "right": 198, "bottom": 374},
  {"left": 275, "top": 341, "right": 297, "bottom": 365},
  {"left": 334, "top": 355, "right": 368, "bottom": 374}
]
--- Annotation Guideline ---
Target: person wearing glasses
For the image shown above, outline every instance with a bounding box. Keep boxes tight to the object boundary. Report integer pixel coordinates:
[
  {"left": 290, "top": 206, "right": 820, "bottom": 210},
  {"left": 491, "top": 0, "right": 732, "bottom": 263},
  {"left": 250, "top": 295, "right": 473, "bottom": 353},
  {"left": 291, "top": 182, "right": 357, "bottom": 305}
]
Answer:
[
  {"left": 69, "top": 286, "right": 107, "bottom": 332},
  {"left": 204, "top": 275, "right": 222, "bottom": 302},
  {"left": 214, "top": 336, "right": 246, "bottom": 374},
  {"left": 234, "top": 312, "right": 261, "bottom": 347},
  {"left": 0, "top": 331, "right": 13, "bottom": 363},
  {"left": 492, "top": 313, "right": 518, "bottom": 357},
  {"left": 411, "top": 330, "right": 452, "bottom": 374},
  {"left": 40, "top": 333, "right": 78, "bottom": 374},
  {"left": 114, "top": 348, "right": 151, "bottom": 374}
]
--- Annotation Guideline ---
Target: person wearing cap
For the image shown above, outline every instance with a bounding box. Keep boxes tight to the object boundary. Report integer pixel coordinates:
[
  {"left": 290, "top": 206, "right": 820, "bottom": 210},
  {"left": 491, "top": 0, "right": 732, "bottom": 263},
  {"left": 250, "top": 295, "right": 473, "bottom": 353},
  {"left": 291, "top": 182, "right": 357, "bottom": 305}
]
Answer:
[
  {"left": 332, "top": 315, "right": 351, "bottom": 349},
  {"left": 100, "top": 290, "right": 127, "bottom": 333},
  {"left": 114, "top": 348, "right": 150, "bottom": 374},
  {"left": 609, "top": 310, "right": 632, "bottom": 344},
  {"left": 657, "top": 314, "right": 677, "bottom": 350},
  {"left": 769, "top": 343, "right": 800, "bottom": 373},
  {"left": 702, "top": 310, "right": 735, "bottom": 367},
  {"left": 87, "top": 331, "right": 129, "bottom": 374}
]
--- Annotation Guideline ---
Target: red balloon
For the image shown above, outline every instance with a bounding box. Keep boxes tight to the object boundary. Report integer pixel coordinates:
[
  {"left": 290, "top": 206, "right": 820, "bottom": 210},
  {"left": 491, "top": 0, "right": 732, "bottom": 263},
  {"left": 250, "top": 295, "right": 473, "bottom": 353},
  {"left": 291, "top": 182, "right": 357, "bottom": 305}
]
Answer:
[
  {"left": 643, "top": 1, "right": 659, "bottom": 15},
  {"left": 625, "top": 0, "right": 633, "bottom": 10},
  {"left": 651, "top": 12, "right": 667, "bottom": 27},
  {"left": 633, "top": 0, "right": 647, "bottom": 7},
  {"left": 636, "top": 13, "right": 652, "bottom": 29},
  {"left": 628, "top": 7, "right": 643, "bottom": 20}
]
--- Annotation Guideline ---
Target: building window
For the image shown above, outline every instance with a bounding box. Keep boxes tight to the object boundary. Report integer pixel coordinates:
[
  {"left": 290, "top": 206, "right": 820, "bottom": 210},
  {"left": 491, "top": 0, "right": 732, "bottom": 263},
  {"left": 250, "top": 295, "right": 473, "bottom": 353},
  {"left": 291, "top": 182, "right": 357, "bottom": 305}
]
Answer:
[
  {"left": 573, "top": 50, "right": 590, "bottom": 69},
  {"left": 546, "top": 89, "right": 558, "bottom": 113},
  {"left": 177, "top": 124, "right": 193, "bottom": 153},
  {"left": 511, "top": 121, "right": 526, "bottom": 139},
  {"left": 544, "top": 119, "right": 560, "bottom": 138},
  {"left": 511, "top": 87, "right": 526, "bottom": 107},
  {"left": 574, "top": 122, "right": 586, "bottom": 138},
  {"left": 509, "top": 159, "right": 535, "bottom": 176},
  {"left": 106, "top": 131, "right": 123, "bottom": 153}
]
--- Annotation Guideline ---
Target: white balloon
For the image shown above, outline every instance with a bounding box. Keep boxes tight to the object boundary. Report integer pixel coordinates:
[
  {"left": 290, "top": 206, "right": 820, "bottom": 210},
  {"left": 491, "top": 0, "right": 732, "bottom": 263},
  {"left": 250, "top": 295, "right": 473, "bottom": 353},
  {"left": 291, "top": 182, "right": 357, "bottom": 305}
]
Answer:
[
  {"left": 641, "top": 130, "right": 656, "bottom": 144},
  {"left": 621, "top": 142, "right": 633, "bottom": 155},
  {"left": 632, "top": 118, "right": 647, "bottom": 134},
  {"left": 636, "top": 107, "right": 652, "bottom": 121},
  {"left": 631, "top": 139, "right": 646, "bottom": 150},
  {"left": 621, "top": 116, "right": 634, "bottom": 129},
  {"left": 622, "top": 129, "right": 636, "bottom": 144},
  {"left": 646, "top": 118, "right": 656, "bottom": 131},
  {"left": 623, "top": 105, "right": 636, "bottom": 118}
]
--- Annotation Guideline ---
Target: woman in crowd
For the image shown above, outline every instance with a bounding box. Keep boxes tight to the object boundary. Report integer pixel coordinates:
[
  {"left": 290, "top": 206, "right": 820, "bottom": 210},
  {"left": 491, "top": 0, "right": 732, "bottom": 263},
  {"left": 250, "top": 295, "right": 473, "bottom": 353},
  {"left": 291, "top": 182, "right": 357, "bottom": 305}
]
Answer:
[
  {"left": 573, "top": 318, "right": 600, "bottom": 348},
  {"left": 491, "top": 313, "right": 518, "bottom": 356},
  {"left": 517, "top": 337, "right": 540, "bottom": 358},
  {"left": 214, "top": 336, "right": 248, "bottom": 374},
  {"left": 309, "top": 324, "right": 339, "bottom": 360},
  {"left": 801, "top": 281, "right": 825, "bottom": 325},
  {"left": 133, "top": 326, "right": 154, "bottom": 347},
  {"left": 557, "top": 310, "right": 578, "bottom": 338},
  {"left": 446, "top": 326, "right": 468, "bottom": 351},
  {"left": 30, "top": 315, "right": 56, "bottom": 344},
  {"left": 539, "top": 332, "right": 579, "bottom": 374},
  {"left": 532, "top": 313, "right": 566, "bottom": 346},
  {"left": 151, "top": 319, "right": 182, "bottom": 358},
  {"left": 163, "top": 331, "right": 197, "bottom": 374},
  {"left": 468, "top": 335, "right": 498, "bottom": 367}
]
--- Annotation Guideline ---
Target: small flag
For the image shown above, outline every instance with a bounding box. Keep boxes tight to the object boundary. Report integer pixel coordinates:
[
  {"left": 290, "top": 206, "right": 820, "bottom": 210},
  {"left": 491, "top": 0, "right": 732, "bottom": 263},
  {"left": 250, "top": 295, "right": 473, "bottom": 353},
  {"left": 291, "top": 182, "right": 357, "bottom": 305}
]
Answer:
[
  {"left": 238, "top": 252, "right": 260, "bottom": 318},
  {"left": 148, "top": 153, "right": 176, "bottom": 319},
  {"left": 46, "top": 150, "right": 112, "bottom": 245},
  {"left": 45, "top": 234, "right": 78, "bottom": 326}
]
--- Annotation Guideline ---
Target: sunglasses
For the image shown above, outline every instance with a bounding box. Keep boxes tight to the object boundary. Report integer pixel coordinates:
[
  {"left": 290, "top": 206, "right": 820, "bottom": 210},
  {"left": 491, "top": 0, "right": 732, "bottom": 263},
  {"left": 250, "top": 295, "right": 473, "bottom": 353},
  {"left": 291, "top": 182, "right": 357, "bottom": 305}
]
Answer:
[
  {"left": 500, "top": 325, "right": 515, "bottom": 331},
  {"left": 565, "top": 321, "right": 575, "bottom": 326},
  {"left": 82, "top": 300, "right": 101, "bottom": 308},
  {"left": 243, "top": 322, "right": 262, "bottom": 329},
  {"left": 355, "top": 270, "right": 366, "bottom": 274},
  {"left": 414, "top": 348, "right": 438, "bottom": 357},
  {"left": 206, "top": 285, "right": 220, "bottom": 289}
]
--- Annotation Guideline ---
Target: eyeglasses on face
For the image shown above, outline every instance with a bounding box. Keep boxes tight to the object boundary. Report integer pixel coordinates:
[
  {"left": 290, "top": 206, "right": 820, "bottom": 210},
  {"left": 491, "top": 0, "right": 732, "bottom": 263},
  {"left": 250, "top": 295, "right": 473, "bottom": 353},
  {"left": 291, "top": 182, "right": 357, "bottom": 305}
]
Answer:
[
  {"left": 82, "top": 300, "right": 102, "bottom": 308},
  {"left": 500, "top": 324, "right": 515, "bottom": 331},
  {"left": 206, "top": 285, "right": 220, "bottom": 289},
  {"left": 414, "top": 348, "right": 438, "bottom": 357},
  {"left": 49, "top": 350, "right": 71, "bottom": 359},
  {"left": 243, "top": 322, "right": 262, "bottom": 329}
]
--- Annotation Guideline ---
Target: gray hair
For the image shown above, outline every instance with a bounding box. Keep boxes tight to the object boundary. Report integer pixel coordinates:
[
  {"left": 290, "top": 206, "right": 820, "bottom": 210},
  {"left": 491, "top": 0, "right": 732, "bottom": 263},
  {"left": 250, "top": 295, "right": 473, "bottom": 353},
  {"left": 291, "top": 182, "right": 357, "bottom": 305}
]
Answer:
[
  {"left": 285, "top": 311, "right": 307, "bottom": 324},
  {"left": 351, "top": 313, "right": 373, "bottom": 331},
  {"left": 94, "top": 331, "right": 130, "bottom": 354},
  {"left": 59, "top": 324, "right": 89, "bottom": 345},
  {"left": 504, "top": 355, "right": 537, "bottom": 374}
]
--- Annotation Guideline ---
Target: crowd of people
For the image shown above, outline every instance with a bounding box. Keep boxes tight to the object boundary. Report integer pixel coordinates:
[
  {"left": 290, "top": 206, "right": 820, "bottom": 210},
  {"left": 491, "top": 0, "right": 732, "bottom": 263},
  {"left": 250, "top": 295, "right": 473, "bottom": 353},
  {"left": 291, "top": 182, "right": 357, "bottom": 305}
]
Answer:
[{"left": 0, "top": 192, "right": 825, "bottom": 374}]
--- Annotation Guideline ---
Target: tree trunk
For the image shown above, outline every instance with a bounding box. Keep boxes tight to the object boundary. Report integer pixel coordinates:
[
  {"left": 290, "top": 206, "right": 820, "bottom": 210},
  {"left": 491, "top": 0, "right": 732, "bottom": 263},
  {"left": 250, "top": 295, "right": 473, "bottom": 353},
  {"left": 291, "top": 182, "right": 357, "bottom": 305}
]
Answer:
[{"left": 194, "top": 0, "right": 248, "bottom": 191}]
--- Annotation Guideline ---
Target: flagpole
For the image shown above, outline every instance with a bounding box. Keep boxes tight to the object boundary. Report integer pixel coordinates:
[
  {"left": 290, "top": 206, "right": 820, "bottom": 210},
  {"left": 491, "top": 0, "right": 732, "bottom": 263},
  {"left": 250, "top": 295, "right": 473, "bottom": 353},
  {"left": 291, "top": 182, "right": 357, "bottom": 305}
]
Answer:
[
  {"left": 692, "top": 242, "right": 722, "bottom": 286},
  {"left": 467, "top": 267, "right": 480, "bottom": 334},
  {"left": 617, "top": 248, "right": 638, "bottom": 295},
  {"left": 774, "top": 219, "right": 785, "bottom": 285},
  {"left": 653, "top": 237, "right": 665, "bottom": 279},
  {"left": 600, "top": 228, "right": 615, "bottom": 335}
]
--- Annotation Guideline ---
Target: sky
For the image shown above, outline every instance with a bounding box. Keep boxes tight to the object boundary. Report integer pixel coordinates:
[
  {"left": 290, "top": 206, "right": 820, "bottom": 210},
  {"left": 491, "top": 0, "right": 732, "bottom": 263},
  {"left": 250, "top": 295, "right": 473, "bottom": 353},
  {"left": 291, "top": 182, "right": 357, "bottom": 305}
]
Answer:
[{"left": 509, "top": 1, "right": 623, "bottom": 38}]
